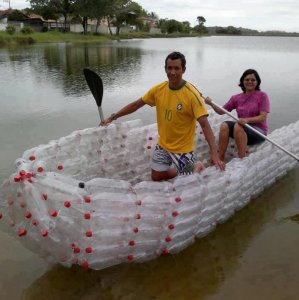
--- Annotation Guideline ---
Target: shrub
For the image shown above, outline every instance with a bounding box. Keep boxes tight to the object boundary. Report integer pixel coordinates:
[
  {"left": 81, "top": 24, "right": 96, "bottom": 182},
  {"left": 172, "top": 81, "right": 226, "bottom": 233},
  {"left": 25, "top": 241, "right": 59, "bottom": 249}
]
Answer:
[
  {"left": 6, "top": 25, "right": 16, "bottom": 35},
  {"left": 21, "top": 26, "right": 34, "bottom": 34}
]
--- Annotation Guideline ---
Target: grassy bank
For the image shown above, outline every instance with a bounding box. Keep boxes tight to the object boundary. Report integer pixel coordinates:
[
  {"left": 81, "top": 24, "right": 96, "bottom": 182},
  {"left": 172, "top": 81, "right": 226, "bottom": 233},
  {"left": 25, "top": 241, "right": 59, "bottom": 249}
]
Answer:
[
  {"left": 0, "top": 30, "right": 200, "bottom": 47},
  {"left": 0, "top": 31, "right": 116, "bottom": 47}
]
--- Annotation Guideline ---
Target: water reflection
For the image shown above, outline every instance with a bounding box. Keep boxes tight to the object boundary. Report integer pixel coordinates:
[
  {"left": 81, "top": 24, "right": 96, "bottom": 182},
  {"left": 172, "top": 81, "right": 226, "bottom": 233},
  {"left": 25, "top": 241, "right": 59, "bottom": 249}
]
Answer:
[
  {"left": 21, "top": 172, "right": 297, "bottom": 300},
  {"left": 1, "top": 43, "right": 143, "bottom": 98},
  {"left": 40, "top": 43, "right": 142, "bottom": 97}
]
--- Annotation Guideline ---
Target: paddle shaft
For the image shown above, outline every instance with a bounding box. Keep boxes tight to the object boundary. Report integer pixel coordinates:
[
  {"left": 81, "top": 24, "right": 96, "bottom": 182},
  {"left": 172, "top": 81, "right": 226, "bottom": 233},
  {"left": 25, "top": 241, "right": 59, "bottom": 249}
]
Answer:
[
  {"left": 98, "top": 106, "right": 104, "bottom": 122},
  {"left": 208, "top": 99, "right": 299, "bottom": 162}
]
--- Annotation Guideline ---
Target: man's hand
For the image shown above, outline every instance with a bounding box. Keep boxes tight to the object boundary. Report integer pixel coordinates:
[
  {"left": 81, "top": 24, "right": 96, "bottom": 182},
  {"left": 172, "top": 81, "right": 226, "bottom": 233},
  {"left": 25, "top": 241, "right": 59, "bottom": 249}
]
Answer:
[
  {"left": 100, "top": 115, "right": 114, "bottom": 126},
  {"left": 210, "top": 153, "right": 226, "bottom": 171}
]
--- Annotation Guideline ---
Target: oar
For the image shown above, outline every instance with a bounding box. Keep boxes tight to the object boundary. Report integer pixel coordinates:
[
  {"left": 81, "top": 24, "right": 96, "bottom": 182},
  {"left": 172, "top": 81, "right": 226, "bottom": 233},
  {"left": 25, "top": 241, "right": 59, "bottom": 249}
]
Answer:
[
  {"left": 83, "top": 68, "right": 104, "bottom": 122},
  {"left": 206, "top": 98, "right": 299, "bottom": 162}
]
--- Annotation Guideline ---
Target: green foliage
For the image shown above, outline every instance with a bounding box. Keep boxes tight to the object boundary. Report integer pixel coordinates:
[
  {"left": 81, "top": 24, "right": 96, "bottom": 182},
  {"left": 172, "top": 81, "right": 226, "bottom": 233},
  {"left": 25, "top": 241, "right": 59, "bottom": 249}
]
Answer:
[
  {"left": 7, "top": 10, "right": 27, "bottom": 21},
  {"left": 142, "top": 23, "right": 150, "bottom": 32},
  {"left": 0, "top": 32, "right": 36, "bottom": 46},
  {"left": 70, "top": 14, "right": 82, "bottom": 24},
  {"left": 181, "top": 21, "right": 191, "bottom": 34},
  {"left": 5, "top": 25, "right": 16, "bottom": 35},
  {"left": 21, "top": 26, "right": 35, "bottom": 34},
  {"left": 215, "top": 26, "right": 241, "bottom": 35},
  {"left": 158, "top": 19, "right": 184, "bottom": 34},
  {"left": 197, "top": 16, "right": 206, "bottom": 26},
  {"left": 75, "top": 0, "right": 112, "bottom": 34},
  {"left": 194, "top": 16, "right": 207, "bottom": 34},
  {"left": 193, "top": 24, "right": 208, "bottom": 34},
  {"left": 30, "top": 0, "right": 76, "bottom": 31}
]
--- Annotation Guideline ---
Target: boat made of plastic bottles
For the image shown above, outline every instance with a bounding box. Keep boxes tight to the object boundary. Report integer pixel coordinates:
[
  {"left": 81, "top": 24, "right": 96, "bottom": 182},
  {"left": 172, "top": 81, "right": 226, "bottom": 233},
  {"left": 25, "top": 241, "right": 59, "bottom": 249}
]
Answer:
[{"left": 0, "top": 111, "right": 299, "bottom": 270}]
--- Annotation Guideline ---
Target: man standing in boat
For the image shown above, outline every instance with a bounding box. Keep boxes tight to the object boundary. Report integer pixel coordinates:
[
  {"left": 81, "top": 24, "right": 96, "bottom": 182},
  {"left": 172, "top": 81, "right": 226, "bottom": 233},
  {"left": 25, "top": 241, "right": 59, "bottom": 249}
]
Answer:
[{"left": 100, "top": 51, "right": 225, "bottom": 181}]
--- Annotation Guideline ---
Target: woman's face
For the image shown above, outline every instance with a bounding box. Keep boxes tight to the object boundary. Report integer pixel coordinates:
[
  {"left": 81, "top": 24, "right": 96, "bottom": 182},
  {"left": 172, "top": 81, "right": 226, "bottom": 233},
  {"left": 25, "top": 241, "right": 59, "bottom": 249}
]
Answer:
[{"left": 243, "top": 73, "right": 257, "bottom": 93}]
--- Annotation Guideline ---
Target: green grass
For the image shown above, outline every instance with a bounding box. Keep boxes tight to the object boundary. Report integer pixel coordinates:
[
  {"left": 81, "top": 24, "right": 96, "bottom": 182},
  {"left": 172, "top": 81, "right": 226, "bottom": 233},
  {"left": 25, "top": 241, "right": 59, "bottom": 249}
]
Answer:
[
  {"left": 0, "top": 30, "right": 200, "bottom": 47},
  {"left": 0, "top": 31, "right": 113, "bottom": 47},
  {"left": 0, "top": 32, "right": 34, "bottom": 47},
  {"left": 30, "top": 31, "right": 112, "bottom": 43}
]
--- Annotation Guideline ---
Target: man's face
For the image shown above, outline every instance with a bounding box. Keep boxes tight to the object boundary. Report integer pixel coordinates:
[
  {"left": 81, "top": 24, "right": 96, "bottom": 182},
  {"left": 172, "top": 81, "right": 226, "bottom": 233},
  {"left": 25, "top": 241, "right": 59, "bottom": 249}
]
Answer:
[{"left": 165, "top": 58, "right": 185, "bottom": 87}]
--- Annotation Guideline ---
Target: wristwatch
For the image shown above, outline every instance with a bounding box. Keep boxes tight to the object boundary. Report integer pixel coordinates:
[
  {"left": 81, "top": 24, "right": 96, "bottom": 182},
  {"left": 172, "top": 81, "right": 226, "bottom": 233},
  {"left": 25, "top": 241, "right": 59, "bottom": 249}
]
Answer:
[{"left": 110, "top": 113, "right": 117, "bottom": 121}]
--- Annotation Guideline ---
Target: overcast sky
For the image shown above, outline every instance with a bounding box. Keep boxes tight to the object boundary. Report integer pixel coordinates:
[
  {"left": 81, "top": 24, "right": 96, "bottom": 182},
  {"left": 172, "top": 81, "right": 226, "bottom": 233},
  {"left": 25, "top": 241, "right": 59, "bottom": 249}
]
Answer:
[{"left": 3, "top": 0, "right": 299, "bottom": 32}]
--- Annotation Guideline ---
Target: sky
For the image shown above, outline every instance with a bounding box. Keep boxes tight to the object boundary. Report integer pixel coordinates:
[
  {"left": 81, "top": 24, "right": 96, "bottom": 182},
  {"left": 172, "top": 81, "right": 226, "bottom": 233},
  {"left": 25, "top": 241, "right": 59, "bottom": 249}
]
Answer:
[{"left": 2, "top": 0, "right": 299, "bottom": 32}]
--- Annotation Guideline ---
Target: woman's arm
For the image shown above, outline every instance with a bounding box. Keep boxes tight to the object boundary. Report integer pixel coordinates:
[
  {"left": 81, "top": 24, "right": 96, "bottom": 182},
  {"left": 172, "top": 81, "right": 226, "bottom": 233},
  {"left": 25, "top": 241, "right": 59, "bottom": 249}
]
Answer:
[
  {"left": 204, "top": 96, "right": 226, "bottom": 115},
  {"left": 238, "top": 111, "right": 268, "bottom": 125}
]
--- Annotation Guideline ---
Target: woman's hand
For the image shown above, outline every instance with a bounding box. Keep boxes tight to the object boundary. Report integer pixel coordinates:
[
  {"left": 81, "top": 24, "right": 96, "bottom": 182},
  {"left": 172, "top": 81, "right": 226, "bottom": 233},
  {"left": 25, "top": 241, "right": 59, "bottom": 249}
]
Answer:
[{"left": 238, "top": 118, "right": 248, "bottom": 126}]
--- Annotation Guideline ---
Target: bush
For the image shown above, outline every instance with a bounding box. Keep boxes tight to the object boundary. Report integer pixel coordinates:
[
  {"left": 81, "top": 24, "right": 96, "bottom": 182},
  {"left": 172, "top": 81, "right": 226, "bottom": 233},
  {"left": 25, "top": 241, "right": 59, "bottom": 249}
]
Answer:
[
  {"left": 6, "top": 25, "right": 16, "bottom": 35},
  {"left": 21, "top": 26, "right": 34, "bottom": 34}
]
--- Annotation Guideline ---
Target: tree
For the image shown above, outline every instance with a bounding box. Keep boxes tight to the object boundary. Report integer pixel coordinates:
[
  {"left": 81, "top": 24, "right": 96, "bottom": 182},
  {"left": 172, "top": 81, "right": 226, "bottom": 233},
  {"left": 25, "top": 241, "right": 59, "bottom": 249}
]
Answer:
[
  {"left": 197, "top": 16, "right": 206, "bottom": 27},
  {"left": 107, "top": 0, "right": 144, "bottom": 35},
  {"left": 92, "top": 0, "right": 112, "bottom": 33},
  {"left": 148, "top": 11, "right": 158, "bottom": 20},
  {"left": 7, "top": 9, "right": 27, "bottom": 21},
  {"left": 215, "top": 26, "right": 241, "bottom": 35},
  {"left": 226, "top": 26, "right": 241, "bottom": 35},
  {"left": 74, "top": 0, "right": 111, "bottom": 34},
  {"left": 194, "top": 15, "right": 207, "bottom": 34},
  {"left": 182, "top": 21, "right": 191, "bottom": 34},
  {"left": 30, "top": 0, "right": 76, "bottom": 32},
  {"left": 158, "top": 18, "right": 184, "bottom": 34}
]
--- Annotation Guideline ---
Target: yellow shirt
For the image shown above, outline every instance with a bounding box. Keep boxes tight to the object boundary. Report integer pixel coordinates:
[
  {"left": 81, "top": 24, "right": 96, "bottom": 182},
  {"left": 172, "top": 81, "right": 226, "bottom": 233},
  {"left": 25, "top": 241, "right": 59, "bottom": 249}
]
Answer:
[{"left": 142, "top": 81, "right": 208, "bottom": 153}]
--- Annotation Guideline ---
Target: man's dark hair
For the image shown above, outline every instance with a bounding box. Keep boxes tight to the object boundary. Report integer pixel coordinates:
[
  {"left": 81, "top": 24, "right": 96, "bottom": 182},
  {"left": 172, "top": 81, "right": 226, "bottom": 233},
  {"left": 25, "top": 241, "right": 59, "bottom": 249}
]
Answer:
[
  {"left": 239, "top": 69, "right": 261, "bottom": 92},
  {"left": 165, "top": 52, "right": 186, "bottom": 69}
]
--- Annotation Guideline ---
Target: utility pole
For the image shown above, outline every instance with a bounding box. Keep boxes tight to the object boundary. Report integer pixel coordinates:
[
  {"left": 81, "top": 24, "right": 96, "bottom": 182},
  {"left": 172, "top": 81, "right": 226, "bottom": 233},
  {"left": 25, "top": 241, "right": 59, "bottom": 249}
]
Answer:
[{"left": 3, "top": 0, "right": 11, "bottom": 9}]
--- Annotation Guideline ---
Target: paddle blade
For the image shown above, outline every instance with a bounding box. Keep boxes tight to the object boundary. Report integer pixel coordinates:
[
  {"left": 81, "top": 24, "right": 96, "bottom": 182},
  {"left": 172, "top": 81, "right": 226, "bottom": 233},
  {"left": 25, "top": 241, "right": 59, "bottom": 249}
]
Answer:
[{"left": 83, "top": 68, "right": 103, "bottom": 107}]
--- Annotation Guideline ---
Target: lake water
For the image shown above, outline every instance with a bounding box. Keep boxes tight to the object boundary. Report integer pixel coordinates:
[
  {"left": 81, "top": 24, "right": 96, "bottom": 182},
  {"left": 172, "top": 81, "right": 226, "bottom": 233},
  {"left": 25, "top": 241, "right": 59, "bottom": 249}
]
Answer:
[{"left": 0, "top": 36, "right": 299, "bottom": 299}]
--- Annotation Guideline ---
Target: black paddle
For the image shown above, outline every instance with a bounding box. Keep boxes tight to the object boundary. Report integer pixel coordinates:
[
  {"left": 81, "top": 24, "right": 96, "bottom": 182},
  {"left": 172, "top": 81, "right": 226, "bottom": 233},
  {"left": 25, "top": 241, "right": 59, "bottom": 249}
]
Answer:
[{"left": 83, "top": 68, "right": 104, "bottom": 122}]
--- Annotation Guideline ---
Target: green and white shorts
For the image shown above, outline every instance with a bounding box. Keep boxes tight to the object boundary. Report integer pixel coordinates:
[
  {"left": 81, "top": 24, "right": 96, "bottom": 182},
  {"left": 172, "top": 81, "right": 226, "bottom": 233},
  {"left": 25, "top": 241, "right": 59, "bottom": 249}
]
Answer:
[{"left": 152, "top": 145, "right": 195, "bottom": 175}]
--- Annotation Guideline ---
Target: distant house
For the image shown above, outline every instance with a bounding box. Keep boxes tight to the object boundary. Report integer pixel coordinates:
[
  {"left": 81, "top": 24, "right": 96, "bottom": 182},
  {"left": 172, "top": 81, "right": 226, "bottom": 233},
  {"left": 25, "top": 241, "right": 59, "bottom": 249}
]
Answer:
[
  {"left": 0, "top": 9, "right": 26, "bottom": 32},
  {"left": 25, "top": 14, "right": 68, "bottom": 32},
  {"left": 0, "top": 10, "right": 68, "bottom": 32},
  {"left": 0, "top": 9, "right": 9, "bottom": 31},
  {"left": 138, "top": 16, "right": 161, "bottom": 33}
]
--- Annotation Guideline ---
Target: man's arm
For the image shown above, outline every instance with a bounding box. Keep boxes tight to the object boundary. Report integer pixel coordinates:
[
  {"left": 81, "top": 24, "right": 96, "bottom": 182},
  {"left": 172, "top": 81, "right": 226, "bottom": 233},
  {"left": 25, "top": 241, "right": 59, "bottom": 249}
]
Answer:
[
  {"left": 100, "top": 98, "right": 146, "bottom": 126},
  {"left": 197, "top": 115, "right": 225, "bottom": 170}
]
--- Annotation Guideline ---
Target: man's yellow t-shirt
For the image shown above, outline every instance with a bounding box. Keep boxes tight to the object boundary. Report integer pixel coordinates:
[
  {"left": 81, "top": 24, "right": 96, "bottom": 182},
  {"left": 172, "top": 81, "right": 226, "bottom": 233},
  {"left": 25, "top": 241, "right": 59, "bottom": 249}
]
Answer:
[{"left": 142, "top": 81, "right": 208, "bottom": 153}]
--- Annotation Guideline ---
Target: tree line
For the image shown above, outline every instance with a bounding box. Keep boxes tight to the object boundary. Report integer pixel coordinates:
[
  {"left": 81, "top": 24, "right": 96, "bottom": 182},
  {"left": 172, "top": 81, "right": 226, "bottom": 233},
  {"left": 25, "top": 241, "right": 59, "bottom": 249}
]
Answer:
[
  {"left": 7, "top": 0, "right": 208, "bottom": 35},
  {"left": 7, "top": 1, "right": 296, "bottom": 37}
]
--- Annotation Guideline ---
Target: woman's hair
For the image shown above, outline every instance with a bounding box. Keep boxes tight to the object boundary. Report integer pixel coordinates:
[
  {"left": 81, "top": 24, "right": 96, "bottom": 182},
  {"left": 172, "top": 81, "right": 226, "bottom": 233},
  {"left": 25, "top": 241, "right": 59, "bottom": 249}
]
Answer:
[
  {"left": 238, "top": 69, "right": 261, "bottom": 92},
  {"left": 165, "top": 52, "right": 186, "bottom": 69}
]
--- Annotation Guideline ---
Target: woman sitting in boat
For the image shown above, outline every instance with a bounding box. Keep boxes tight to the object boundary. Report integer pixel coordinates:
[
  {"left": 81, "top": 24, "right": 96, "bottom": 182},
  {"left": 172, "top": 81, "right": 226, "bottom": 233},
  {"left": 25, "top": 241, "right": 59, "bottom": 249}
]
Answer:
[
  {"left": 100, "top": 51, "right": 225, "bottom": 181},
  {"left": 205, "top": 69, "right": 270, "bottom": 161}
]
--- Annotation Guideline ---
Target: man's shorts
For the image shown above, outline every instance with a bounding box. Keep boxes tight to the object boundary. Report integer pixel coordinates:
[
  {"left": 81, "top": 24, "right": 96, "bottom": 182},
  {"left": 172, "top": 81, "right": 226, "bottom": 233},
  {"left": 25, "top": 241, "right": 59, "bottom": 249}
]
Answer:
[
  {"left": 151, "top": 145, "right": 195, "bottom": 175},
  {"left": 225, "top": 121, "right": 266, "bottom": 145}
]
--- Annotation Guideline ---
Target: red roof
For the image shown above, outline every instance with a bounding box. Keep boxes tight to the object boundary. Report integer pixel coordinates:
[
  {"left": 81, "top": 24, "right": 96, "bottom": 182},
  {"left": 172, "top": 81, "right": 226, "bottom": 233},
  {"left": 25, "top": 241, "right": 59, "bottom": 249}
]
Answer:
[{"left": 0, "top": 9, "right": 12, "bottom": 18}]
